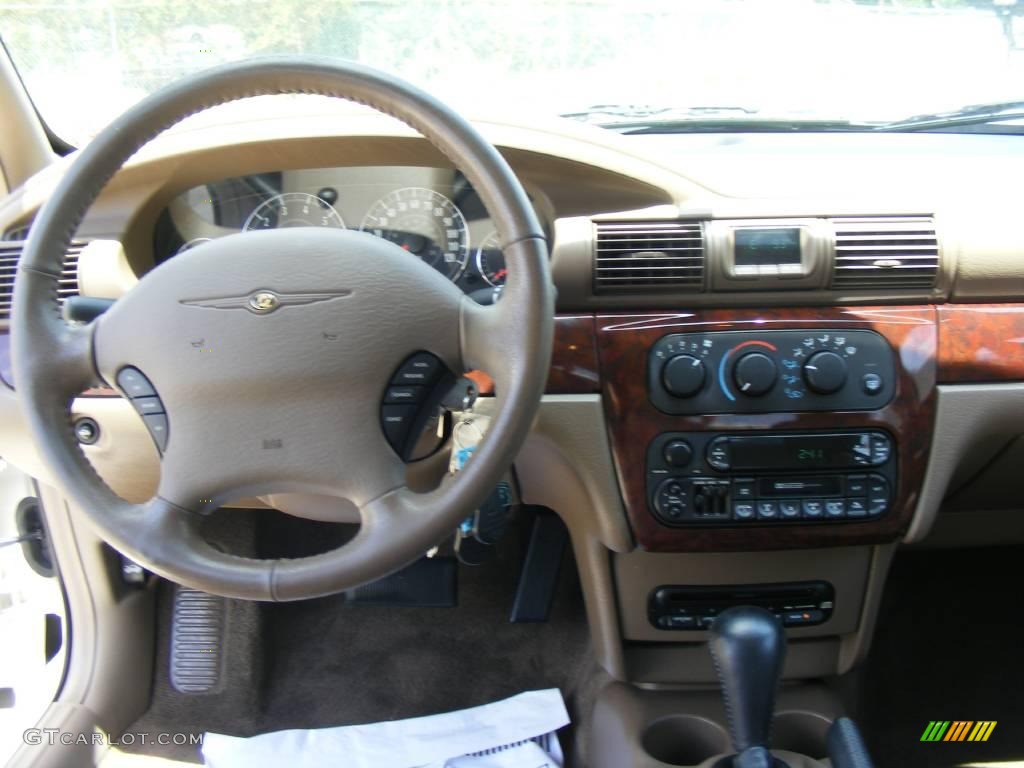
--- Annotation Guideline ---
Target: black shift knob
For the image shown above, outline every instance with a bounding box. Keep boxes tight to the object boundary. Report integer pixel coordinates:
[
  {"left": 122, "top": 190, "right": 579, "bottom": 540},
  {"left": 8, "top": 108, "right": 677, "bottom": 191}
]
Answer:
[{"left": 709, "top": 606, "right": 786, "bottom": 756}]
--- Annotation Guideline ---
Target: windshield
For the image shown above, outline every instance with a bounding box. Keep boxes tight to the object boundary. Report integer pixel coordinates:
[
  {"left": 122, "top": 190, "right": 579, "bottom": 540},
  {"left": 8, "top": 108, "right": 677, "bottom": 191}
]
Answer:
[{"left": 4, "top": 0, "right": 1024, "bottom": 145}]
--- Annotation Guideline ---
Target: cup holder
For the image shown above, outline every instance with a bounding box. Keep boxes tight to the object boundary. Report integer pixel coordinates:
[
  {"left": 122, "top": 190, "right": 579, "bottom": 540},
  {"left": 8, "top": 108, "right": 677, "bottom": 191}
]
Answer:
[
  {"left": 770, "top": 711, "right": 832, "bottom": 758},
  {"left": 642, "top": 715, "right": 730, "bottom": 766}
]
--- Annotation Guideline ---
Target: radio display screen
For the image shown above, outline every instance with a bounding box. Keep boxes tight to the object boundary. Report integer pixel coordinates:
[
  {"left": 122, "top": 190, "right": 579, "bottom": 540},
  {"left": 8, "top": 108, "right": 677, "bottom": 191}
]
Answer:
[
  {"left": 728, "top": 433, "right": 869, "bottom": 470},
  {"left": 734, "top": 228, "right": 801, "bottom": 267}
]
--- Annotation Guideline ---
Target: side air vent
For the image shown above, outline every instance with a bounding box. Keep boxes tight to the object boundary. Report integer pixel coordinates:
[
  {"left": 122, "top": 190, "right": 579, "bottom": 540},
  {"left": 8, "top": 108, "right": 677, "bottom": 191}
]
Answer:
[
  {"left": 594, "top": 220, "right": 705, "bottom": 293},
  {"left": 830, "top": 217, "right": 939, "bottom": 290},
  {"left": 0, "top": 240, "right": 85, "bottom": 323}
]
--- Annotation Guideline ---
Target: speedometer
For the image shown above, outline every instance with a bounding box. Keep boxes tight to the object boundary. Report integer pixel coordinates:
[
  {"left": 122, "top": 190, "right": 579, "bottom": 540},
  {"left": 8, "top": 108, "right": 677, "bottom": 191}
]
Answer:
[
  {"left": 243, "top": 192, "right": 345, "bottom": 231},
  {"left": 360, "top": 187, "right": 469, "bottom": 281}
]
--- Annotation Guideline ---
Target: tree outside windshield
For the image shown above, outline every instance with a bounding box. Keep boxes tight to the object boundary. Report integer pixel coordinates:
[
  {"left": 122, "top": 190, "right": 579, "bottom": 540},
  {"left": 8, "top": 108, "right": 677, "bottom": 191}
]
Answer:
[{"left": 3, "top": 0, "right": 1024, "bottom": 145}]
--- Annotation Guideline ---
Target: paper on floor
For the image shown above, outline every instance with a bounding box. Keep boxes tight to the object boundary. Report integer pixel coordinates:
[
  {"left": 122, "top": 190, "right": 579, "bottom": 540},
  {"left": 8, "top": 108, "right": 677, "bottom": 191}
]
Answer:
[{"left": 201, "top": 688, "right": 569, "bottom": 768}]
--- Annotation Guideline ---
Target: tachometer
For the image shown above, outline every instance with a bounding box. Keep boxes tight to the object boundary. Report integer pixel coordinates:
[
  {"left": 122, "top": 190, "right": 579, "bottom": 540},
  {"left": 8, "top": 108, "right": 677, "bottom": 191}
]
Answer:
[
  {"left": 475, "top": 231, "right": 506, "bottom": 287},
  {"left": 360, "top": 187, "right": 469, "bottom": 281},
  {"left": 243, "top": 192, "right": 345, "bottom": 231}
]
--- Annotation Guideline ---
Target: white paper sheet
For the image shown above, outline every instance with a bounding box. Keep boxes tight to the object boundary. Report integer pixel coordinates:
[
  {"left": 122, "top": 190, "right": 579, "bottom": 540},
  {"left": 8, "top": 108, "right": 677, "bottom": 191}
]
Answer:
[{"left": 202, "top": 688, "right": 569, "bottom": 768}]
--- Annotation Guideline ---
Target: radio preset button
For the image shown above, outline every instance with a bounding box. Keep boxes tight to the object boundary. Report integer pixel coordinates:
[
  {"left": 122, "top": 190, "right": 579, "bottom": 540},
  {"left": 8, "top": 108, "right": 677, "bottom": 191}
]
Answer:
[
  {"left": 733, "top": 502, "right": 756, "bottom": 520},
  {"left": 733, "top": 352, "right": 777, "bottom": 397},
  {"left": 662, "top": 354, "right": 707, "bottom": 398},
  {"left": 780, "top": 500, "right": 801, "bottom": 519},
  {"left": 801, "top": 499, "right": 824, "bottom": 518},
  {"left": 825, "top": 499, "right": 846, "bottom": 518},
  {"left": 757, "top": 501, "right": 779, "bottom": 519}
]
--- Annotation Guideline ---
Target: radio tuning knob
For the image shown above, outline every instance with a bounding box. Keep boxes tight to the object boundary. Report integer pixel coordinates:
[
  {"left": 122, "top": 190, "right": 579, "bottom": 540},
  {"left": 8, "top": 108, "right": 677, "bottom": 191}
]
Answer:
[
  {"left": 733, "top": 352, "right": 777, "bottom": 396},
  {"left": 803, "top": 350, "right": 848, "bottom": 394},
  {"left": 662, "top": 354, "right": 706, "bottom": 398}
]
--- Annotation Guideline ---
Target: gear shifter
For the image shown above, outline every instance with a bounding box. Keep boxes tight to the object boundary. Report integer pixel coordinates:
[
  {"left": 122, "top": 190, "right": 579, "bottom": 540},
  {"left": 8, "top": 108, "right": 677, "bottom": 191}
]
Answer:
[{"left": 709, "top": 606, "right": 787, "bottom": 768}]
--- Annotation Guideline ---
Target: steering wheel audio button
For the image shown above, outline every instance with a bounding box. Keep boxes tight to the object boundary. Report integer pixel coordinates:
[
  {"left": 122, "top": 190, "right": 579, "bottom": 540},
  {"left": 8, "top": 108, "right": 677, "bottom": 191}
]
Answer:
[{"left": 116, "top": 367, "right": 157, "bottom": 398}]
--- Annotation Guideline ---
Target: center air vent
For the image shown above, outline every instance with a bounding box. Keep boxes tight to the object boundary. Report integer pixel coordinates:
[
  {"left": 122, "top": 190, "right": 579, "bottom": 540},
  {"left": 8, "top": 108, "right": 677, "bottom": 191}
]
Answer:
[
  {"left": 0, "top": 239, "right": 85, "bottom": 324},
  {"left": 594, "top": 220, "right": 705, "bottom": 293},
  {"left": 830, "top": 217, "right": 939, "bottom": 290}
]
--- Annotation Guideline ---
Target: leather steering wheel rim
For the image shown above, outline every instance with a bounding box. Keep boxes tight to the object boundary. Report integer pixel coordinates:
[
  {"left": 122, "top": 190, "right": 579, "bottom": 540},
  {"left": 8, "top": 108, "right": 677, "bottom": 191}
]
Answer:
[{"left": 11, "top": 56, "right": 553, "bottom": 601}]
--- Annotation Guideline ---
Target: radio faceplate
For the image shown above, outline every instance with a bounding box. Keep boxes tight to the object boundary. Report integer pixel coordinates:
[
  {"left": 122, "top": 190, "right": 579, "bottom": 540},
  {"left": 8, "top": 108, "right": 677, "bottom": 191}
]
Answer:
[
  {"left": 649, "top": 329, "right": 896, "bottom": 415},
  {"left": 646, "top": 430, "right": 897, "bottom": 527}
]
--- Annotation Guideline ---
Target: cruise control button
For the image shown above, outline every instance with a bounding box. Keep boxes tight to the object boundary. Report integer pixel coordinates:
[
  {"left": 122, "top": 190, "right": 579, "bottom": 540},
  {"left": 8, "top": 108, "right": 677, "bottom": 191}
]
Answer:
[
  {"left": 142, "top": 413, "right": 169, "bottom": 452},
  {"left": 757, "top": 501, "right": 779, "bottom": 519},
  {"left": 846, "top": 475, "right": 867, "bottom": 497},
  {"left": 381, "top": 405, "right": 417, "bottom": 449},
  {"left": 132, "top": 396, "right": 165, "bottom": 415},
  {"left": 801, "top": 499, "right": 824, "bottom": 518},
  {"left": 733, "top": 502, "right": 756, "bottom": 520},
  {"left": 780, "top": 500, "right": 801, "bottom": 519},
  {"left": 116, "top": 367, "right": 156, "bottom": 398},
  {"left": 847, "top": 498, "right": 868, "bottom": 517},
  {"left": 384, "top": 385, "right": 424, "bottom": 404},
  {"left": 825, "top": 499, "right": 846, "bottom": 518},
  {"left": 391, "top": 353, "right": 442, "bottom": 385}
]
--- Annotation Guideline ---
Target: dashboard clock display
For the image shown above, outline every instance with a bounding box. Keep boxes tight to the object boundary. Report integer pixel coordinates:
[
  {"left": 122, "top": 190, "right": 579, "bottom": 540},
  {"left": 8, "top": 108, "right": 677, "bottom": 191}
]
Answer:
[
  {"left": 475, "top": 231, "right": 507, "bottom": 287},
  {"left": 243, "top": 192, "right": 345, "bottom": 231},
  {"left": 360, "top": 187, "right": 469, "bottom": 281}
]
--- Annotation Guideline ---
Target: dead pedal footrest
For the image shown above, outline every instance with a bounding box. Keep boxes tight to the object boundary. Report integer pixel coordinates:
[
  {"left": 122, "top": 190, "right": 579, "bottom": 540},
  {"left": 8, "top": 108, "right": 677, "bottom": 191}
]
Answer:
[{"left": 169, "top": 586, "right": 225, "bottom": 694}]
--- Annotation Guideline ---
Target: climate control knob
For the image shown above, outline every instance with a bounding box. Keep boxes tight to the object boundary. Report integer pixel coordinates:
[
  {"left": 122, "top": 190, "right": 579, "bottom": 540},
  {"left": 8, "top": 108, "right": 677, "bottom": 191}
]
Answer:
[
  {"left": 733, "top": 352, "right": 777, "bottom": 396},
  {"left": 803, "top": 351, "right": 848, "bottom": 394},
  {"left": 662, "top": 354, "right": 706, "bottom": 398}
]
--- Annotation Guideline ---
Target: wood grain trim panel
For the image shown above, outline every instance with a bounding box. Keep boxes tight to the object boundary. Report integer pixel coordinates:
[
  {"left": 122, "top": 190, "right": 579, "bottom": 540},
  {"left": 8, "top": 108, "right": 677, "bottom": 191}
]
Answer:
[
  {"left": 938, "top": 303, "right": 1024, "bottom": 383},
  {"left": 596, "top": 307, "right": 937, "bottom": 552}
]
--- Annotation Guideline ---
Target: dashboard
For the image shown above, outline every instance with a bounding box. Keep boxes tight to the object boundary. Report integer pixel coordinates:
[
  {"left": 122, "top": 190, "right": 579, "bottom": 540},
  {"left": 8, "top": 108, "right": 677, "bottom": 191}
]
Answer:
[{"left": 156, "top": 165, "right": 549, "bottom": 301}]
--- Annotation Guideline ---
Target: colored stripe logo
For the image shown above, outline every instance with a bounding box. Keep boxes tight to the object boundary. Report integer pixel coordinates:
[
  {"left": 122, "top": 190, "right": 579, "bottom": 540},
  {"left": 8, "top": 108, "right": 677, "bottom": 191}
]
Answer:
[{"left": 920, "top": 721, "right": 997, "bottom": 742}]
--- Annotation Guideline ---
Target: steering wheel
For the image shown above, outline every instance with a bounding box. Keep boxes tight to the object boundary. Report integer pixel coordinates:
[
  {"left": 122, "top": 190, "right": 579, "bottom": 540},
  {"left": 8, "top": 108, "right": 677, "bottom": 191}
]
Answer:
[{"left": 11, "top": 57, "right": 553, "bottom": 601}]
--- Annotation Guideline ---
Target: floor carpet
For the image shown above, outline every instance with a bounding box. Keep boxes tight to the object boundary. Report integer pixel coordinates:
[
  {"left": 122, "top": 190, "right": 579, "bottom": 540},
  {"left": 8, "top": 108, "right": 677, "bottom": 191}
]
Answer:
[
  {"left": 120, "top": 508, "right": 594, "bottom": 764},
  {"left": 858, "top": 544, "right": 1024, "bottom": 768}
]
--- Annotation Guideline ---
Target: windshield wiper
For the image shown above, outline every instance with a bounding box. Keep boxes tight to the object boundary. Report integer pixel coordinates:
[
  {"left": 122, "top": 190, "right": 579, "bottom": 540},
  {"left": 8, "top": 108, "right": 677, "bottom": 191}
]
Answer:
[
  {"left": 876, "top": 100, "right": 1024, "bottom": 132},
  {"left": 561, "top": 104, "right": 758, "bottom": 125},
  {"left": 561, "top": 104, "right": 878, "bottom": 134}
]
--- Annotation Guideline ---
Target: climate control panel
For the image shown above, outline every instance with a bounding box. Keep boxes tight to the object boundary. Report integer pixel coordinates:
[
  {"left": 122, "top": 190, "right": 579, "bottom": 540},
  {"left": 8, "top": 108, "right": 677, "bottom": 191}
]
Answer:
[{"left": 648, "top": 329, "right": 895, "bottom": 415}]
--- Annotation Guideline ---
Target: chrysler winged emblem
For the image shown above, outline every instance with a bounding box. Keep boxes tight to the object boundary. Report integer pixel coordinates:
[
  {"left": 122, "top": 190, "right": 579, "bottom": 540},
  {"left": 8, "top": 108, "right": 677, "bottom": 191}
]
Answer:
[{"left": 180, "top": 289, "right": 351, "bottom": 315}]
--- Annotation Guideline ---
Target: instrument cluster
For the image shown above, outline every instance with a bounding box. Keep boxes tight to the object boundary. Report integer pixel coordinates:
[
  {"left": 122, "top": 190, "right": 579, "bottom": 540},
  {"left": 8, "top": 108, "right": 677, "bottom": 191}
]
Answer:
[{"left": 156, "top": 166, "right": 523, "bottom": 299}]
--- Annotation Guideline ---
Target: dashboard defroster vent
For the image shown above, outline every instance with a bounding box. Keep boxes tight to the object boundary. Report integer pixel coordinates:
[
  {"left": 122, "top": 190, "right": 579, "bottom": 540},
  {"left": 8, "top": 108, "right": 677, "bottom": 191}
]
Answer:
[
  {"left": 830, "top": 217, "right": 939, "bottom": 290},
  {"left": 594, "top": 220, "right": 705, "bottom": 293},
  {"left": 0, "top": 239, "right": 86, "bottom": 323}
]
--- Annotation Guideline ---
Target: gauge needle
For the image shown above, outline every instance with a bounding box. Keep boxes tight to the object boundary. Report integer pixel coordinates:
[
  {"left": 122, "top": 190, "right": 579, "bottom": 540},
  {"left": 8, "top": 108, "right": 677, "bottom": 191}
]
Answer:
[{"left": 494, "top": 269, "right": 508, "bottom": 280}]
